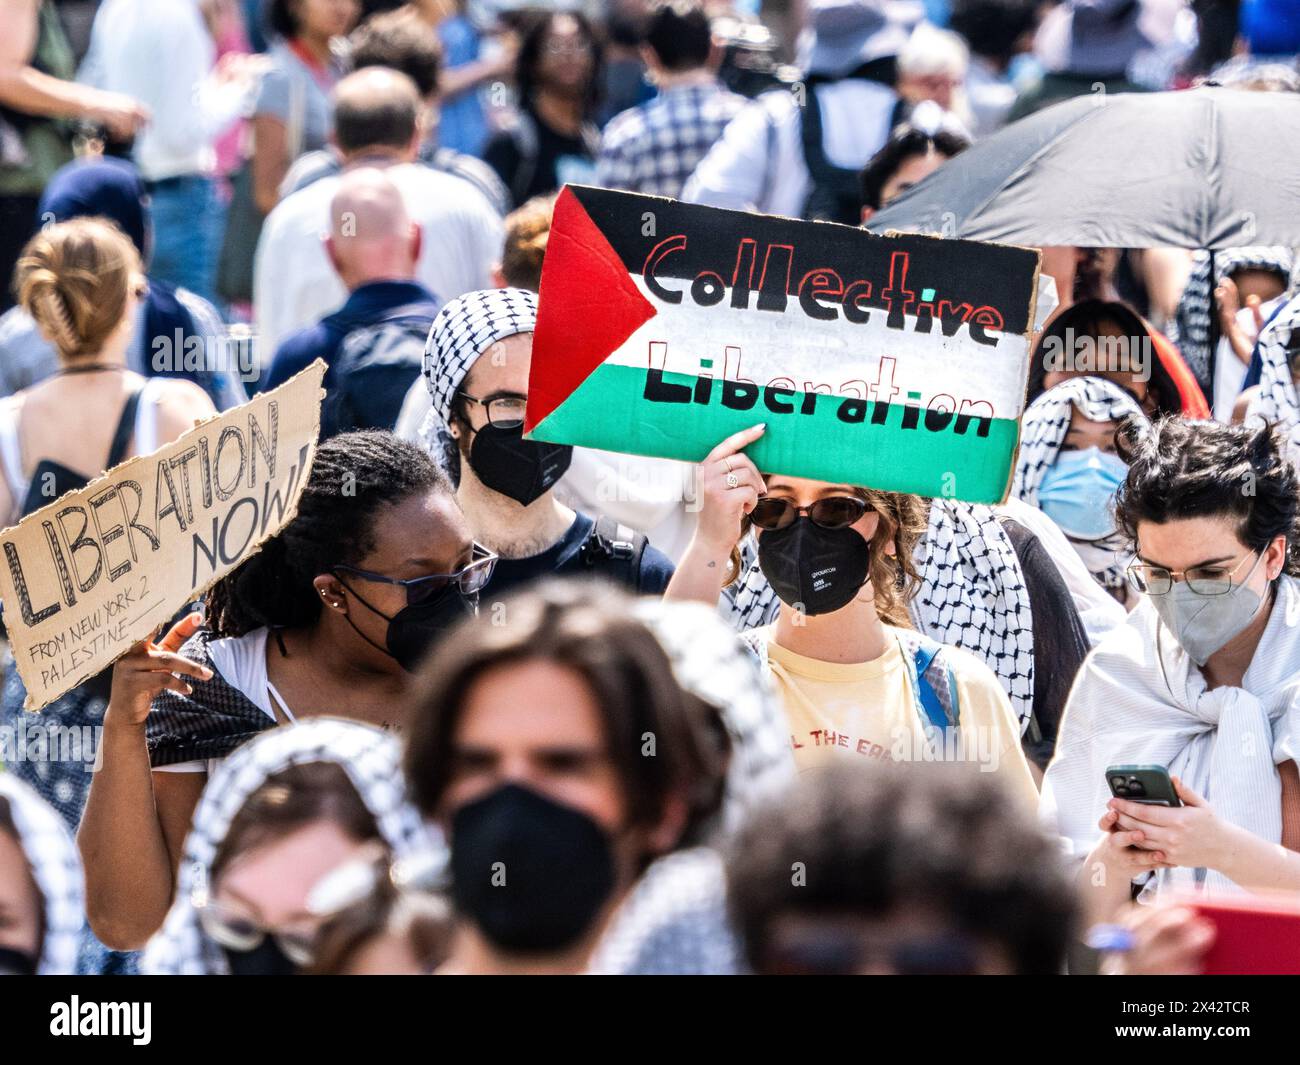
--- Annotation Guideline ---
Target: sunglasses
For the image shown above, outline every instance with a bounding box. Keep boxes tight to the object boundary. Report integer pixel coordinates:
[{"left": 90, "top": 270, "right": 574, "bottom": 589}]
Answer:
[
  {"left": 333, "top": 544, "right": 497, "bottom": 605},
  {"left": 750, "top": 495, "right": 871, "bottom": 531}
]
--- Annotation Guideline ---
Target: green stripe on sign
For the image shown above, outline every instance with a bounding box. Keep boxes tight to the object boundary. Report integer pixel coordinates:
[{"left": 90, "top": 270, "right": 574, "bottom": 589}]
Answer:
[{"left": 530, "top": 364, "right": 1019, "bottom": 503}]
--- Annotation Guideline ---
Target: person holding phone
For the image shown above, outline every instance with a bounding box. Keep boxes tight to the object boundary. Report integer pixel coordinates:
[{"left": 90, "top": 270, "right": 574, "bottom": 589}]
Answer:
[{"left": 1041, "top": 415, "right": 1300, "bottom": 923}]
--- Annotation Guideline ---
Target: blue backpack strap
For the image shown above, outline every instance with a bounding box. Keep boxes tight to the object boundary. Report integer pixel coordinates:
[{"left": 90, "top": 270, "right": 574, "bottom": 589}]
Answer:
[{"left": 895, "top": 630, "right": 960, "bottom": 733}]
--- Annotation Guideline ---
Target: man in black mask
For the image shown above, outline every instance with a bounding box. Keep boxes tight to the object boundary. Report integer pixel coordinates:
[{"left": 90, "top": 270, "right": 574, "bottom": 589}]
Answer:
[
  {"left": 421, "top": 288, "right": 675, "bottom": 610},
  {"left": 403, "top": 581, "right": 732, "bottom": 975}
]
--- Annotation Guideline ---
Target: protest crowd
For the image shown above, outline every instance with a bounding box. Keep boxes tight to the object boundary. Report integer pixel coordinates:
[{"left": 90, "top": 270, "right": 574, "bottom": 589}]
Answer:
[{"left": 4, "top": 0, "right": 1300, "bottom": 984}]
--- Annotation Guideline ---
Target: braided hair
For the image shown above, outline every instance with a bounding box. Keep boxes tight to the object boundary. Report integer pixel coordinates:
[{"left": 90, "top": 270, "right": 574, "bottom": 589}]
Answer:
[{"left": 205, "top": 430, "right": 453, "bottom": 637}]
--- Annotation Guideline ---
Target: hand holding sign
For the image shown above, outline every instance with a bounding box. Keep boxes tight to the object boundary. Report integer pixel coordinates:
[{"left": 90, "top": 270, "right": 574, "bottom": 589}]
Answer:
[
  {"left": 694, "top": 422, "right": 766, "bottom": 556},
  {"left": 526, "top": 186, "right": 1040, "bottom": 504},
  {"left": 0, "top": 361, "right": 326, "bottom": 711},
  {"left": 105, "top": 631, "right": 213, "bottom": 729}
]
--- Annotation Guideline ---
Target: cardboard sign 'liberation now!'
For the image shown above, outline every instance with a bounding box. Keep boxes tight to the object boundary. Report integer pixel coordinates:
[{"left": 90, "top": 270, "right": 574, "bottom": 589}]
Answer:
[
  {"left": 525, "top": 186, "right": 1041, "bottom": 503},
  {"left": 0, "top": 361, "right": 326, "bottom": 711}
]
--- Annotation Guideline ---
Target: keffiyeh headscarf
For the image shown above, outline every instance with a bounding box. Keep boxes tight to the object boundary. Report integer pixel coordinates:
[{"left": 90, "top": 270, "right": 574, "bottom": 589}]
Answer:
[
  {"left": 419, "top": 287, "right": 538, "bottom": 471},
  {"left": 1247, "top": 291, "right": 1300, "bottom": 462},
  {"left": 1013, "top": 376, "right": 1146, "bottom": 505},
  {"left": 0, "top": 773, "right": 85, "bottom": 974},
  {"left": 142, "top": 719, "right": 438, "bottom": 975},
  {"left": 1171, "top": 246, "right": 1295, "bottom": 393},
  {"left": 633, "top": 599, "right": 795, "bottom": 835},
  {"left": 1013, "top": 377, "right": 1146, "bottom": 591},
  {"left": 722, "top": 499, "right": 1037, "bottom": 731},
  {"left": 589, "top": 601, "right": 795, "bottom": 975}
]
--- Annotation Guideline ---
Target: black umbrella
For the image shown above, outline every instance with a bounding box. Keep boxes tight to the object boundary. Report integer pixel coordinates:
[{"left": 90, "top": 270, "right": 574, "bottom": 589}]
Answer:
[{"left": 867, "top": 86, "right": 1300, "bottom": 250}]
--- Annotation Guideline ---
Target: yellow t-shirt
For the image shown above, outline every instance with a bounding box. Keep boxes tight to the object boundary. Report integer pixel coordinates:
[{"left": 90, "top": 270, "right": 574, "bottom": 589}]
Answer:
[{"left": 763, "top": 625, "right": 1039, "bottom": 808}]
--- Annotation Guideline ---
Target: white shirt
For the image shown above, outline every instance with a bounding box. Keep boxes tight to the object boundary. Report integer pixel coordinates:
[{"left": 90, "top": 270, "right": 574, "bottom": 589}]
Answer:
[
  {"left": 681, "top": 79, "right": 897, "bottom": 219},
  {"left": 78, "top": 0, "right": 245, "bottom": 182},
  {"left": 254, "top": 162, "right": 504, "bottom": 359}
]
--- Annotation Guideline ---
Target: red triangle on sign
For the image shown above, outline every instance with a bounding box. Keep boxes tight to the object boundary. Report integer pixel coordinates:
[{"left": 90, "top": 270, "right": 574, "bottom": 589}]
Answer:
[{"left": 525, "top": 186, "right": 658, "bottom": 431}]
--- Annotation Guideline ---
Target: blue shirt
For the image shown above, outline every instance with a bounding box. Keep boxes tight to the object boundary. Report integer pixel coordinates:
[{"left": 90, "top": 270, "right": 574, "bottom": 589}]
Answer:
[{"left": 266, "top": 279, "right": 437, "bottom": 391}]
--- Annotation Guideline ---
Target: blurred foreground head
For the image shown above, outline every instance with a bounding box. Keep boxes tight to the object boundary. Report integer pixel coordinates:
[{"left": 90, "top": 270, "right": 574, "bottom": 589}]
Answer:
[{"left": 727, "top": 762, "right": 1077, "bottom": 975}]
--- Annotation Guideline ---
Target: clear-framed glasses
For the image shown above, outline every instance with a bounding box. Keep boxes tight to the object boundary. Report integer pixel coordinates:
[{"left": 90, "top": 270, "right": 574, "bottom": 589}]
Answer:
[
  {"left": 1126, "top": 550, "right": 1261, "bottom": 596},
  {"left": 457, "top": 391, "right": 527, "bottom": 429},
  {"left": 333, "top": 543, "right": 497, "bottom": 605},
  {"left": 194, "top": 897, "right": 319, "bottom": 967}
]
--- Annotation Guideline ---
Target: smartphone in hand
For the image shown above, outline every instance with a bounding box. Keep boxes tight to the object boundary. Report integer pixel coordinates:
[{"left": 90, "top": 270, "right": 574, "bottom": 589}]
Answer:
[{"left": 1106, "top": 764, "right": 1183, "bottom": 807}]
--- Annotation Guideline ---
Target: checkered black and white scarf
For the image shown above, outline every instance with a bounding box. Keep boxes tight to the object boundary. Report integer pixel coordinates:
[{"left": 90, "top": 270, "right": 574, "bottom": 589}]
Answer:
[
  {"left": 1248, "top": 291, "right": 1300, "bottom": 462},
  {"left": 0, "top": 773, "right": 84, "bottom": 974},
  {"left": 633, "top": 598, "right": 795, "bottom": 835},
  {"left": 1013, "top": 377, "right": 1146, "bottom": 507},
  {"left": 418, "top": 287, "right": 538, "bottom": 472},
  {"left": 141, "top": 719, "right": 439, "bottom": 975},
  {"left": 1012, "top": 377, "right": 1146, "bottom": 591},
  {"left": 1171, "top": 246, "right": 1294, "bottom": 391},
  {"left": 721, "top": 499, "right": 1037, "bottom": 731}
]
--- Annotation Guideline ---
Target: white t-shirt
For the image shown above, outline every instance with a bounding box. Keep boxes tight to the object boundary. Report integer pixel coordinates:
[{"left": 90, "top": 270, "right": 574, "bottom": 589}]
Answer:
[
  {"left": 253, "top": 162, "right": 504, "bottom": 358},
  {"left": 154, "top": 628, "right": 296, "bottom": 775}
]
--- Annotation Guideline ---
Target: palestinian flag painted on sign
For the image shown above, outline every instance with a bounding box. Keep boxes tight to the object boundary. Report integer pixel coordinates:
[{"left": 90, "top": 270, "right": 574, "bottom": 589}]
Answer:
[{"left": 525, "top": 185, "right": 1040, "bottom": 503}]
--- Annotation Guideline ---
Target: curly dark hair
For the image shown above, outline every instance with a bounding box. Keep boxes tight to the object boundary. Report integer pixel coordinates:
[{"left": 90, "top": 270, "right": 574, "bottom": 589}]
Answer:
[
  {"left": 727, "top": 762, "right": 1077, "bottom": 975},
  {"left": 1114, "top": 415, "right": 1300, "bottom": 575},
  {"left": 205, "top": 430, "right": 452, "bottom": 637}
]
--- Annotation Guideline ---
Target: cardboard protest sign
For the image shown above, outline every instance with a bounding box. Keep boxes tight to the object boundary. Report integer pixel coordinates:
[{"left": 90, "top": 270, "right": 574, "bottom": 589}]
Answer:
[
  {"left": 526, "top": 186, "right": 1040, "bottom": 503},
  {"left": 0, "top": 361, "right": 326, "bottom": 710}
]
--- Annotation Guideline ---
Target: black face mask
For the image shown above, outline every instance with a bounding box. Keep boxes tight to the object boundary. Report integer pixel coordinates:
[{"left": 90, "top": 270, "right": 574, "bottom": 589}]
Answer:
[
  {"left": 450, "top": 783, "right": 616, "bottom": 955},
  {"left": 757, "top": 516, "right": 871, "bottom": 616},
  {"left": 221, "top": 937, "right": 299, "bottom": 976},
  {"left": 341, "top": 579, "right": 476, "bottom": 673},
  {"left": 0, "top": 945, "right": 38, "bottom": 976},
  {"left": 466, "top": 423, "right": 572, "bottom": 506}
]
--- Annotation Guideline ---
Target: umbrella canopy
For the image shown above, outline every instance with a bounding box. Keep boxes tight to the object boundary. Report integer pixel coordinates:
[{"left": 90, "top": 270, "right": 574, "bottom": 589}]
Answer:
[{"left": 867, "top": 87, "right": 1300, "bottom": 250}]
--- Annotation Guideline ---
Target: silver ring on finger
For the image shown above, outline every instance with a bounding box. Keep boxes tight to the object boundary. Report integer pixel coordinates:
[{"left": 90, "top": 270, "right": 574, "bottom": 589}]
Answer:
[{"left": 725, "top": 471, "right": 740, "bottom": 489}]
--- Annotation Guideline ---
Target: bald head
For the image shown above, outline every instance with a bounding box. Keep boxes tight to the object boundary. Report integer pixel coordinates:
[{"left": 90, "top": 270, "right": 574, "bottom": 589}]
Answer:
[
  {"left": 332, "top": 67, "right": 423, "bottom": 160},
  {"left": 326, "top": 168, "right": 421, "bottom": 291}
]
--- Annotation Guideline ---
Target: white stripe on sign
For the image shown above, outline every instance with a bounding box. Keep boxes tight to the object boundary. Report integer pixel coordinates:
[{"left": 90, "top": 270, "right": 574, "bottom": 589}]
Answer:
[{"left": 598, "top": 276, "right": 1032, "bottom": 421}]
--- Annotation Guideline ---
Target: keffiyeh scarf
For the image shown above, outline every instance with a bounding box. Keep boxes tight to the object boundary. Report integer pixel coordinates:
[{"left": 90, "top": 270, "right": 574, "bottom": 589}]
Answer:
[
  {"left": 418, "top": 287, "right": 538, "bottom": 473},
  {"left": 141, "top": 719, "right": 438, "bottom": 974},
  {"left": 1171, "top": 246, "right": 1294, "bottom": 393},
  {"left": 1012, "top": 376, "right": 1147, "bottom": 590},
  {"left": 633, "top": 598, "right": 795, "bottom": 835},
  {"left": 0, "top": 773, "right": 84, "bottom": 974},
  {"left": 590, "top": 601, "right": 797, "bottom": 975},
  {"left": 1041, "top": 576, "right": 1300, "bottom": 895},
  {"left": 722, "top": 499, "right": 1036, "bottom": 731},
  {"left": 1247, "top": 291, "right": 1300, "bottom": 463}
]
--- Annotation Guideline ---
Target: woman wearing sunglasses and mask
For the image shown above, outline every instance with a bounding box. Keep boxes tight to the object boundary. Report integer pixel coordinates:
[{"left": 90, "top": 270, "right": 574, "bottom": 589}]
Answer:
[
  {"left": 79, "top": 430, "right": 492, "bottom": 952},
  {"left": 666, "top": 426, "right": 1037, "bottom": 804},
  {"left": 1042, "top": 417, "right": 1300, "bottom": 925}
]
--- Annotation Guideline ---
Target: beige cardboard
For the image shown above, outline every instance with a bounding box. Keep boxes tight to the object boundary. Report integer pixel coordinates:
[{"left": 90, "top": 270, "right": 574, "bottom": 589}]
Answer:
[{"left": 0, "top": 361, "right": 326, "bottom": 711}]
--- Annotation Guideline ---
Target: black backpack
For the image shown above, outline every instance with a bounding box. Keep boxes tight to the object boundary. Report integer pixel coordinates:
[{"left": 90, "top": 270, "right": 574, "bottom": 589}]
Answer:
[
  {"left": 578, "top": 517, "right": 649, "bottom": 590},
  {"left": 325, "top": 302, "right": 439, "bottom": 438},
  {"left": 800, "top": 81, "right": 908, "bottom": 225}
]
